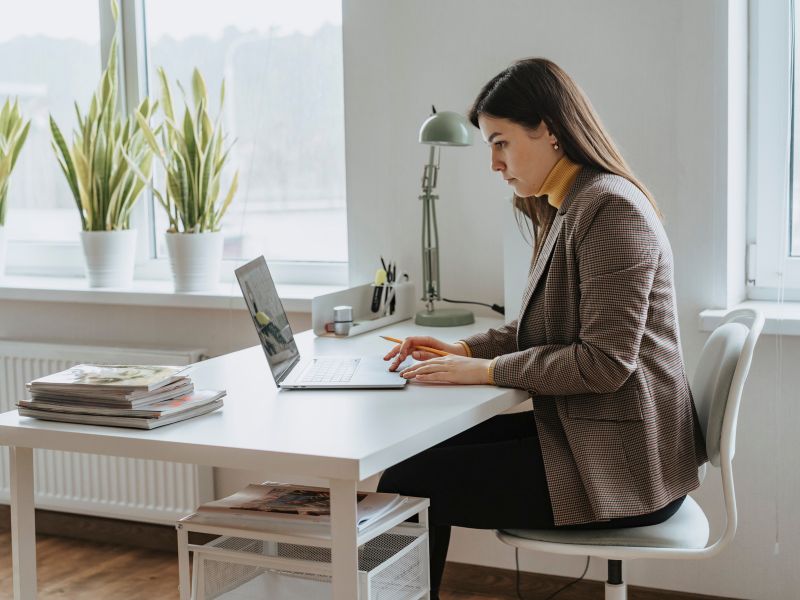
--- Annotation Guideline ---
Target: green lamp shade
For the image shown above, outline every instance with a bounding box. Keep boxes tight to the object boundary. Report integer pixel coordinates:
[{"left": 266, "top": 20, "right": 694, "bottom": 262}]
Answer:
[{"left": 419, "top": 111, "right": 472, "bottom": 146}]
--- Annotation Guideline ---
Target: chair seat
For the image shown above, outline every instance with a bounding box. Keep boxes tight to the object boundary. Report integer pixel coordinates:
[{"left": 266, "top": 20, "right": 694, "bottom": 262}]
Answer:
[{"left": 497, "top": 496, "right": 710, "bottom": 559}]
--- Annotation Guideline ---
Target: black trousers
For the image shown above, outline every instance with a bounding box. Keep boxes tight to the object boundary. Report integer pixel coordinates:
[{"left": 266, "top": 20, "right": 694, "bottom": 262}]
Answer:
[{"left": 377, "top": 411, "right": 684, "bottom": 597}]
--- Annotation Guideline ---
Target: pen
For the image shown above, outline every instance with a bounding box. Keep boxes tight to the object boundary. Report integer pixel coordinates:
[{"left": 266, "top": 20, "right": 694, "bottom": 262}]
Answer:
[
  {"left": 382, "top": 261, "right": 392, "bottom": 315},
  {"left": 380, "top": 335, "right": 452, "bottom": 357},
  {"left": 389, "top": 264, "right": 397, "bottom": 314},
  {"left": 383, "top": 286, "right": 396, "bottom": 317},
  {"left": 372, "top": 268, "right": 387, "bottom": 313},
  {"left": 382, "top": 261, "right": 394, "bottom": 316}
]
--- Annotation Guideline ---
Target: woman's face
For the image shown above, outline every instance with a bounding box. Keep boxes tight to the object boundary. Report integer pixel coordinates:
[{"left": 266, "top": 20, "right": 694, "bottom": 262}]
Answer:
[{"left": 477, "top": 114, "right": 563, "bottom": 197}]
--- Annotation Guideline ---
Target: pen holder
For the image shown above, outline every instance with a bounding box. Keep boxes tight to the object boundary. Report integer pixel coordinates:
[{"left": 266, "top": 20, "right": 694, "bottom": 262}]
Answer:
[
  {"left": 369, "top": 282, "right": 398, "bottom": 317},
  {"left": 312, "top": 281, "right": 415, "bottom": 337}
]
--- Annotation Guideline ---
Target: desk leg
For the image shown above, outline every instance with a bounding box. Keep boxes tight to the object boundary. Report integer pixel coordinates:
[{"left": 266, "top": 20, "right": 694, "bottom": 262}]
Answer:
[
  {"left": 176, "top": 524, "right": 190, "bottom": 600},
  {"left": 330, "top": 478, "right": 359, "bottom": 600},
  {"left": 10, "top": 446, "right": 36, "bottom": 600}
]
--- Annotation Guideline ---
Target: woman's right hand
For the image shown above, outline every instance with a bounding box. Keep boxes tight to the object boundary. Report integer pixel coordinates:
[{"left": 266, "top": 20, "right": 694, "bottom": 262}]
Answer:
[{"left": 384, "top": 336, "right": 467, "bottom": 371}]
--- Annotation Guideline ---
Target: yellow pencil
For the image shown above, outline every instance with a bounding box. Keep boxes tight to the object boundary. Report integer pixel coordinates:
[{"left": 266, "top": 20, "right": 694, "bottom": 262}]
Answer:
[{"left": 379, "top": 335, "right": 451, "bottom": 357}]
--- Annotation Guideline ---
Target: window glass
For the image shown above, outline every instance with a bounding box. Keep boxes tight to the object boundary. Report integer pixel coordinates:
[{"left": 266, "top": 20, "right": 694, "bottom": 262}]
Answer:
[
  {"left": 792, "top": 3, "right": 800, "bottom": 256},
  {"left": 144, "top": 0, "right": 347, "bottom": 262},
  {"left": 0, "top": 1, "right": 100, "bottom": 242}
]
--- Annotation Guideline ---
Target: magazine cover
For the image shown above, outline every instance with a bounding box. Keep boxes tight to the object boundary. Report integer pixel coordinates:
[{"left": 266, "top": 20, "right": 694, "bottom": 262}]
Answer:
[
  {"left": 198, "top": 483, "right": 402, "bottom": 529},
  {"left": 235, "top": 487, "right": 365, "bottom": 516},
  {"left": 29, "top": 364, "right": 187, "bottom": 391}
]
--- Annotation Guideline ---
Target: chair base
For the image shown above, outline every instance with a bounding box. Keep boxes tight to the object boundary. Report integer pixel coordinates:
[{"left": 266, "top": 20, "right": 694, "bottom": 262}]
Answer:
[
  {"left": 606, "top": 581, "right": 627, "bottom": 600},
  {"left": 605, "top": 559, "right": 626, "bottom": 599}
]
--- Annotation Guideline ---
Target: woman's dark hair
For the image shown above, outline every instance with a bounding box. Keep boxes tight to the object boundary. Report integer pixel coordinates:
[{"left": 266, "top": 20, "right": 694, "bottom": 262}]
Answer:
[{"left": 468, "top": 58, "right": 660, "bottom": 262}]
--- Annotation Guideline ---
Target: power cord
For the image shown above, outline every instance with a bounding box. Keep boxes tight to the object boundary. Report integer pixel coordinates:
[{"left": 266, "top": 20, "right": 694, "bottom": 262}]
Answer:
[
  {"left": 515, "top": 548, "right": 590, "bottom": 600},
  {"left": 442, "top": 297, "right": 505, "bottom": 316}
]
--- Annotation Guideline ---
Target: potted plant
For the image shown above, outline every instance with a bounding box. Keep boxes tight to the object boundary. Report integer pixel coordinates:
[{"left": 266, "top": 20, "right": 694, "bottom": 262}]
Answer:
[
  {"left": 50, "top": 0, "right": 155, "bottom": 288},
  {"left": 135, "top": 67, "right": 238, "bottom": 292},
  {"left": 0, "top": 98, "right": 31, "bottom": 276}
]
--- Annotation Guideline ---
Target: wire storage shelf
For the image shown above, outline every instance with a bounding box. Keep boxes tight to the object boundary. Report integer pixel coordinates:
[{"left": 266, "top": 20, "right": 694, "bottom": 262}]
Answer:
[{"left": 177, "top": 497, "right": 430, "bottom": 600}]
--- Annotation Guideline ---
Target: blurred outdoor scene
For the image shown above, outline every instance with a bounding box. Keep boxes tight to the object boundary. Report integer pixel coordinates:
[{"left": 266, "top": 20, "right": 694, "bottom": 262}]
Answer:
[{"left": 0, "top": 0, "right": 347, "bottom": 263}]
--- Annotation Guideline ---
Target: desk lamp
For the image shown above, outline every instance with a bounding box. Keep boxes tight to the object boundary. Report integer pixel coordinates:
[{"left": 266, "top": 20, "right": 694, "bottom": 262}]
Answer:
[{"left": 415, "top": 107, "right": 475, "bottom": 326}]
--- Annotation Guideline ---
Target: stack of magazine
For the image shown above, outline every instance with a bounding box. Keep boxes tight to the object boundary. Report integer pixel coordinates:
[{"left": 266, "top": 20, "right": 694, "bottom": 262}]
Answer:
[
  {"left": 18, "top": 364, "right": 225, "bottom": 429},
  {"left": 194, "top": 483, "right": 404, "bottom": 531}
]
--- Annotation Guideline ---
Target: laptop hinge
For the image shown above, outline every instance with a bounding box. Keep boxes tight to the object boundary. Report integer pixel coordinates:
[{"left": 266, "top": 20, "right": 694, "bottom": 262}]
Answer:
[{"left": 276, "top": 355, "right": 303, "bottom": 384}]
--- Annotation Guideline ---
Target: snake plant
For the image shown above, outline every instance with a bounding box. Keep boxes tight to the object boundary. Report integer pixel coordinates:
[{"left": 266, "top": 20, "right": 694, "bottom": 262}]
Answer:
[
  {"left": 49, "top": 0, "right": 156, "bottom": 231},
  {"left": 0, "top": 99, "right": 31, "bottom": 226},
  {"left": 134, "top": 67, "right": 239, "bottom": 233}
]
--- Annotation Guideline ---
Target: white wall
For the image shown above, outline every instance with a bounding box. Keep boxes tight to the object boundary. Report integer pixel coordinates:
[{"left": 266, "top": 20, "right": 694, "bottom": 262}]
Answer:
[
  {"left": 342, "top": 0, "right": 797, "bottom": 598},
  {"left": 0, "top": 1, "right": 797, "bottom": 597}
]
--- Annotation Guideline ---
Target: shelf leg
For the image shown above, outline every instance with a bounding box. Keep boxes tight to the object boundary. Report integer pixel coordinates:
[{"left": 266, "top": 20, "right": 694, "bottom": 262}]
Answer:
[
  {"left": 330, "top": 478, "right": 360, "bottom": 599},
  {"left": 177, "top": 524, "right": 191, "bottom": 600}
]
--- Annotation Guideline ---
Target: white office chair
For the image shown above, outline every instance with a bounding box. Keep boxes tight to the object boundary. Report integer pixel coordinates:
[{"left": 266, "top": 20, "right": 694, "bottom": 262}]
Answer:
[{"left": 496, "top": 308, "right": 764, "bottom": 600}]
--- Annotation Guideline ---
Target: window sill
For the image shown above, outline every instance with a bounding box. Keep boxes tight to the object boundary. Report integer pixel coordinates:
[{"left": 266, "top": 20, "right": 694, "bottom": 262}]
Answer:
[
  {"left": 0, "top": 275, "right": 345, "bottom": 313},
  {"left": 700, "top": 300, "right": 800, "bottom": 335}
]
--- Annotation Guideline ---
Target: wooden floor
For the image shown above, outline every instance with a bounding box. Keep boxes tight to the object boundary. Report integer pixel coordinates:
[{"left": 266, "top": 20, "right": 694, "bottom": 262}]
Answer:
[
  {"left": 0, "top": 532, "right": 179, "bottom": 600},
  {"left": 0, "top": 530, "right": 586, "bottom": 599},
  {"left": 0, "top": 531, "right": 731, "bottom": 600},
  {"left": 0, "top": 532, "right": 496, "bottom": 600}
]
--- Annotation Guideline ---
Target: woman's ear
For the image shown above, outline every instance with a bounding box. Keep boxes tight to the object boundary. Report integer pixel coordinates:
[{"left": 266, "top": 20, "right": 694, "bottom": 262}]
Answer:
[
  {"left": 543, "top": 122, "right": 557, "bottom": 143},
  {"left": 543, "top": 122, "right": 560, "bottom": 151}
]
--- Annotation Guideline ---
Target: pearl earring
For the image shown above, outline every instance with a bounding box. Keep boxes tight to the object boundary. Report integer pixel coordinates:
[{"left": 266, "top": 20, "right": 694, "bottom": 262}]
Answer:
[{"left": 553, "top": 141, "right": 560, "bottom": 151}]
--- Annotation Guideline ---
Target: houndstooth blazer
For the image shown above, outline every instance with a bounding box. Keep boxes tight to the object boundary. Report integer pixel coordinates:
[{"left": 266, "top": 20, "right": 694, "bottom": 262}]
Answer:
[{"left": 463, "top": 168, "right": 708, "bottom": 527}]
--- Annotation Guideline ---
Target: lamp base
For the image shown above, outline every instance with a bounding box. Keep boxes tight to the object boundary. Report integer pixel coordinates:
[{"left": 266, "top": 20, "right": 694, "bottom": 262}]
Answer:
[{"left": 415, "top": 307, "right": 475, "bottom": 327}]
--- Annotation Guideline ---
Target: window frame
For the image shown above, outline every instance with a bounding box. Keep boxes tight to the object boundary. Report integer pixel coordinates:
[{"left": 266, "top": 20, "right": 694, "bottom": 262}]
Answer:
[
  {"left": 4, "top": 0, "right": 348, "bottom": 288},
  {"left": 748, "top": 0, "right": 799, "bottom": 299}
]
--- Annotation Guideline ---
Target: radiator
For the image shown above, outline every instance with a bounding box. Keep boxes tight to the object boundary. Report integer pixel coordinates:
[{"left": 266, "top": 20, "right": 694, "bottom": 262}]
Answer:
[{"left": 0, "top": 340, "right": 214, "bottom": 524}]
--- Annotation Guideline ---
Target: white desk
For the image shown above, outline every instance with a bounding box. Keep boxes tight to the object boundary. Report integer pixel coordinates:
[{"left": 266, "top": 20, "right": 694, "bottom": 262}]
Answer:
[{"left": 0, "top": 317, "right": 528, "bottom": 599}]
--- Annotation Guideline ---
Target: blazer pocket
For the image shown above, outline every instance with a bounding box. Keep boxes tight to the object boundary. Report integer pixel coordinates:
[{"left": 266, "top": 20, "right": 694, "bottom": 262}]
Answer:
[{"left": 566, "top": 383, "right": 644, "bottom": 422}]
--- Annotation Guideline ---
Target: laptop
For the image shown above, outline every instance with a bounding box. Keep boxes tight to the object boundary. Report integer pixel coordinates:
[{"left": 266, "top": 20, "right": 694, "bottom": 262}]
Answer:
[{"left": 235, "top": 256, "right": 409, "bottom": 389}]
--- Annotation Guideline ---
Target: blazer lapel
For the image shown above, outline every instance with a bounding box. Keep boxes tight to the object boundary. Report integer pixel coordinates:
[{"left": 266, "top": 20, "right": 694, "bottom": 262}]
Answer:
[
  {"left": 517, "top": 211, "right": 565, "bottom": 322},
  {"left": 516, "top": 167, "right": 591, "bottom": 323}
]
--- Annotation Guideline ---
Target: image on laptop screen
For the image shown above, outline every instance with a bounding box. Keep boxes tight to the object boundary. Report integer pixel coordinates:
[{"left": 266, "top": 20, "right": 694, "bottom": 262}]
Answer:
[{"left": 236, "top": 257, "right": 299, "bottom": 383}]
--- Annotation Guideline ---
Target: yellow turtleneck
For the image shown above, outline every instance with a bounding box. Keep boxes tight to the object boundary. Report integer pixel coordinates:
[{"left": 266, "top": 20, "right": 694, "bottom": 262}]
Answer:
[{"left": 537, "top": 155, "right": 581, "bottom": 209}]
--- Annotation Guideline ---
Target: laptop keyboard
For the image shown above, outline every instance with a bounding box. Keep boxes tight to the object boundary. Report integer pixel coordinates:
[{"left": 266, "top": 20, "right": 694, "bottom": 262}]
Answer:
[{"left": 298, "top": 358, "right": 360, "bottom": 383}]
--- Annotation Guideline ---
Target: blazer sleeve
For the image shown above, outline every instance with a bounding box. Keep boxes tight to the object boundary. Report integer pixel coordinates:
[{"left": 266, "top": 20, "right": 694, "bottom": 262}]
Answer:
[
  {"left": 492, "top": 193, "right": 659, "bottom": 394},
  {"left": 461, "top": 319, "right": 518, "bottom": 359}
]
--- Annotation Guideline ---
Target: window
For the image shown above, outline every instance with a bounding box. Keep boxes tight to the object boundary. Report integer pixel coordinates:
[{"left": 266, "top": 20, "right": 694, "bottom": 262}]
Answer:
[
  {"left": 749, "top": 0, "right": 798, "bottom": 297},
  {"left": 143, "top": 0, "right": 347, "bottom": 266},
  {"left": 2, "top": 0, "right": 347, "bottom": 285},
  {"left": 0, "top": 1, "right": 99, "bottom": 245}
]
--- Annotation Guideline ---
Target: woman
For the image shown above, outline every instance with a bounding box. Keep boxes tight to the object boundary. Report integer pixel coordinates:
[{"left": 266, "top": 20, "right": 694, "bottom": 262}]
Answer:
[{"left": 380, "top": 58, "right": 708, "bottom": 598}]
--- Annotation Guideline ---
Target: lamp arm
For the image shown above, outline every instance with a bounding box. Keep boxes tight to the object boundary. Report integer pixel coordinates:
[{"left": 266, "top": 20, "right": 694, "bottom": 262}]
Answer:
[
  {"left": 430, "top": 186, "right": 440, "bottom": 298},
  {"left": 420, "top": 145, "right": 441, "bottom": 310}
]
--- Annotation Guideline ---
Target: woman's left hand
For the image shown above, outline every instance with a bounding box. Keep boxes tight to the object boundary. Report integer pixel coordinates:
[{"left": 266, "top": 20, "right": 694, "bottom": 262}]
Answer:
[{"left": 399, "top": 355, "right": 493, "bottom": 385}]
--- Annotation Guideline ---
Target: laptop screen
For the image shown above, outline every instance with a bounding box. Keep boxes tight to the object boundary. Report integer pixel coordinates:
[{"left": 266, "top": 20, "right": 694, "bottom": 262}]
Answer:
[{"left": 235, "top": 256, "right": 300, "bottom": 384}]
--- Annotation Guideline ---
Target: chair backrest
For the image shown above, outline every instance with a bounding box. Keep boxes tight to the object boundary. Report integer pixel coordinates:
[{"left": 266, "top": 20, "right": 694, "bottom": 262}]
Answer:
[{"left": 692, "top": 308, "right": 764, "bottom": 467}]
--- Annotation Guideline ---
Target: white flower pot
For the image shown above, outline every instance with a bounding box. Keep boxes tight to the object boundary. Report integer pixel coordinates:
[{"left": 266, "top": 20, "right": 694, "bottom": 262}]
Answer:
[
  {"left": 80, "top": 230, "right": 137, "bottom": 288},
  {"left": 165, "top": 231, "right": 224, "bottom": 292},
  {"left": 0, "top": 225, "right": 6, "bottom": 278}
]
